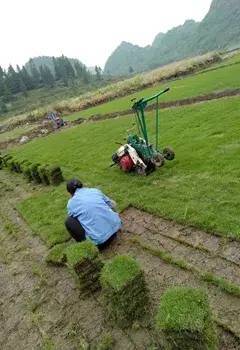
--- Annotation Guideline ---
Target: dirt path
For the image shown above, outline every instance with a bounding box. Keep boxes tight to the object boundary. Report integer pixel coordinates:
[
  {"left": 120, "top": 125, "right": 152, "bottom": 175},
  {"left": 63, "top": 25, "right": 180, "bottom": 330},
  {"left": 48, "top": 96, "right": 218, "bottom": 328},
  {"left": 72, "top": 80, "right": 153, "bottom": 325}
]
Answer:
[
  {"left": 0, "top": 172, "right": 139, "bottom": 350},
  {"left": 0, "top": 170, "right": 240, "bottom": 349}
]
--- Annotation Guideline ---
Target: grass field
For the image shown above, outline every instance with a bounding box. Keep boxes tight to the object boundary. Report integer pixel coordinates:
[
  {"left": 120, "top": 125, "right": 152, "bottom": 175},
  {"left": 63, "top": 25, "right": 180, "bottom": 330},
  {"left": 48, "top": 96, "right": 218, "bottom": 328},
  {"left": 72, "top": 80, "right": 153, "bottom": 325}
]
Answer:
[
  {"left": 0, "top": 124, "right": 37, "bottom": 143},
  {"left": 64, "top": 61, "right": 240, "bottom": 121},
  {"left": 0, "top": 78, "right": 110, "bottom": 121},
  {"left": 1, "top": 51, "right": 239, "bottom": 129},
  {"left": 9, "top": 95, "right": 240, "bottom": 246}
]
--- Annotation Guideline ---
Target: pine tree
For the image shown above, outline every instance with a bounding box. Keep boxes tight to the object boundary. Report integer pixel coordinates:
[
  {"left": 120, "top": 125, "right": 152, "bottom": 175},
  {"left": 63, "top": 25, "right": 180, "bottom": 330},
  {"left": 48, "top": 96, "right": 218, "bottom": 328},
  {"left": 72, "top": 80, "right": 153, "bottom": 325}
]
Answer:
[
  {"left": 129, "top": 66, "right": 134, "bottom": 74},
  {"left": 44, "top": 65, "right": 55, "bottom": 87},
  {"left": 2, "top": 83, "right": 12, "bottom": 103},
  {"left": 0, "top": 101, "right": 7, "bottom": 113},
  {"left": 20, "top": 66, "right": 34, "bottom": 90},
  {"left": 82, "top": 65, "right": 90, "bottom": 84},
  {"left": 39, "top": 65, "right": 55, "bottom": 87},
  {"left": 29, "top": 59, "right": 40, "bottom": 88},
  {"left": 74, "top": 61, "right": 84, "bottom": 79},
  {"left": 63, "top": 56, "right": 75, "bottom": 81},
  {"left": 95, "top": 66, "right": 102, "bottom": 80},
  {"left": 53, "top": 57, "right": 61, "bottom": 81},
  {"left": 16, "top": 65, "right": 27, "bottom": 93},
  {"left": 7, "top": 65, "right": 23, "bottom": 93},
  {"left": 0, "top": 66, "right": 5, "bottom": 96},
  {"left": 57, "top": 55, "right": 68, "bottom": 85}
]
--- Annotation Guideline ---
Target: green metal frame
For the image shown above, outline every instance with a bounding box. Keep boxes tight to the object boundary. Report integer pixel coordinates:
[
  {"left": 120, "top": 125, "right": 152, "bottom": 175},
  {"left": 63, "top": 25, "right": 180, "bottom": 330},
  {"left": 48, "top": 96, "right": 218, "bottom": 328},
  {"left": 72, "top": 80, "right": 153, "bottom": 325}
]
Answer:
[{"left": 132, "top": 88, "right": 170, "bottom": 151}]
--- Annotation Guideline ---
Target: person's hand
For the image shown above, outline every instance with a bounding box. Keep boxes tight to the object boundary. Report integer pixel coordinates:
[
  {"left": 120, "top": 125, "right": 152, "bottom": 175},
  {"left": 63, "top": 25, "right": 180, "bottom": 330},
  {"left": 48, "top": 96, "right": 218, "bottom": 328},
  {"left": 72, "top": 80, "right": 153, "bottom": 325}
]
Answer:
[{"left": 110, "top": 199, "right": 117, "bottom": 210}]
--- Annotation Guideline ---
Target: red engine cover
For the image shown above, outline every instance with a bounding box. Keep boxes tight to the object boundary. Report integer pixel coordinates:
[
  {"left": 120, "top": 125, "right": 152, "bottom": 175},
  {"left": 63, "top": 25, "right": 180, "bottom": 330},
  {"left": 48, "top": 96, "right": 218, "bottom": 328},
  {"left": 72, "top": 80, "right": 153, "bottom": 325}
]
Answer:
[{"left": 119, "top": 155, "right": 134, "bottom": 172}]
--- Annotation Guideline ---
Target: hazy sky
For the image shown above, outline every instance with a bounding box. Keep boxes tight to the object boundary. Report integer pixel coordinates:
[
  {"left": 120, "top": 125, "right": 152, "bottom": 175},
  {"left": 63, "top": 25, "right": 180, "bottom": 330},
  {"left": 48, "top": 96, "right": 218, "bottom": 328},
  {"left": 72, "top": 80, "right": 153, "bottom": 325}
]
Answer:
[{"left": 1, "top": 0, "right": 212, "bottom": 69}]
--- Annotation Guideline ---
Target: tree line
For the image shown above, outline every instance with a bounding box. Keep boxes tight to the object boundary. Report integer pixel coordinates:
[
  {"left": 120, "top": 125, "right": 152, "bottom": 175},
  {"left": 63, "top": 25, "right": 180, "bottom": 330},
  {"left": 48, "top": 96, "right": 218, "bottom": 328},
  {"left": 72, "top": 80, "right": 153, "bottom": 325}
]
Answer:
[{"left": 0, "top": 55, "right": 102, "bottom": 113}]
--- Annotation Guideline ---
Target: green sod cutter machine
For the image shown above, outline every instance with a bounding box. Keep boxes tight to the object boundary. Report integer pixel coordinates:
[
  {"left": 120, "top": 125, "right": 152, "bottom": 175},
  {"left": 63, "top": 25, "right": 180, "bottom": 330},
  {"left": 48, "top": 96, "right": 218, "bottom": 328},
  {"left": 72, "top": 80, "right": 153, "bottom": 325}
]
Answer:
[{"left": 112, "top": 88, "right": 175, "bottom": 175}]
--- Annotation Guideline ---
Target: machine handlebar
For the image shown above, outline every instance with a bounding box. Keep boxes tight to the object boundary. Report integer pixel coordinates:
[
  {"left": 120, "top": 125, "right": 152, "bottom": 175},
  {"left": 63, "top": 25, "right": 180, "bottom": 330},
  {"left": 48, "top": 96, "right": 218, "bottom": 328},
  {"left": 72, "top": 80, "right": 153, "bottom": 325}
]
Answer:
[
  {"left": 142, "top": 87, "right": 170, "bottom": 104},
  {"left": 132, "top": 88, "right": 170, "bottom": 111},
  {"left": 162, "top": 87, "right": 170, "bottom": 94}
]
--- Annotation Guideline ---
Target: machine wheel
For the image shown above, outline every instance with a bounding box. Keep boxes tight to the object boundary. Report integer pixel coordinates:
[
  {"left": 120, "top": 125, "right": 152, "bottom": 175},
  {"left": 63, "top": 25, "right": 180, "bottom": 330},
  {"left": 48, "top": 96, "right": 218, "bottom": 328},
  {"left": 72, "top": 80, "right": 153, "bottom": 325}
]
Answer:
[
  {"left": 112, "top": 153, "right": 119, "bottom": 163},
  {"left": 163, "top": 147, "right": 175, "bottom": 161},
  {"left": 135, "top": 165, "right": 146, "bottom": 176},
  {"left": 154, "top": 154, "right": 165, "bottom": 167}
]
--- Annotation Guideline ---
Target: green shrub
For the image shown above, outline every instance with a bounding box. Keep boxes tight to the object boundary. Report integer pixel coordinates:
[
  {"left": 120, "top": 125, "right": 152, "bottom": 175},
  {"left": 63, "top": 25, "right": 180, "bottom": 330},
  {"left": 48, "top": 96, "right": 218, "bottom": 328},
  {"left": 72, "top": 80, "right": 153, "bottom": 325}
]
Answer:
[
  {"left": 30, "top": 163, "right": 42, "bottom": 184},
  {"left": 100, "top": 255, "right": 149, "bottom": 328},
  {"left": 155, "top": 287, "right": 217, "bottom": 350},
  {"left": 65, "top": 240, "right": 103, "bottom": 292},
  {"left": 38, "top": 164, "right": 50, "bottom": 185},
  {"left": 0, "top": 153, "right": 2, "bottom": 169},
  {"left": 46, "top": 165, "right": 64, "bottom": 185}
]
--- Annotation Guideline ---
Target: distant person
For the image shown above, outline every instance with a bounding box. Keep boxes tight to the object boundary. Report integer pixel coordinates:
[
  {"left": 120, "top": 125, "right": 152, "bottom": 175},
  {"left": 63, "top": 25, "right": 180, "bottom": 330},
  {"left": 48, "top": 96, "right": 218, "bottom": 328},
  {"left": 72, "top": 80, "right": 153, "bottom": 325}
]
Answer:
[{"left": 65, "top": 179, "right": 121, "bottom": 250}]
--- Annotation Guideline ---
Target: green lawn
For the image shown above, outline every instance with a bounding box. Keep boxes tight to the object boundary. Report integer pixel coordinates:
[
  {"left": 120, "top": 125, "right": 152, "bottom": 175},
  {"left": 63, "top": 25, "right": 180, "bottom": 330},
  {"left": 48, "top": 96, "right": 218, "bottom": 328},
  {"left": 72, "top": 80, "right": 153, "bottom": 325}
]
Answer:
[
  {"left": 10, "top": 96, "right": 240, "bottom": 245},
  {"left": 64, "top": 62, "right": 240, "bottom": 121},
  {"left": 0, "top": 124, "right": 37, "bottom": 143}
]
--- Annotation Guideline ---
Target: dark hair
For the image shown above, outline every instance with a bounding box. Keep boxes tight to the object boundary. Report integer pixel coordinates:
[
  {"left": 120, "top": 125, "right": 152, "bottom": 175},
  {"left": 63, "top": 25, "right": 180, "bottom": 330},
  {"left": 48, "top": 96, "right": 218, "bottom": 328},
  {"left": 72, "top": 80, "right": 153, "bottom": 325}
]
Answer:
[{"left": 66, "top": 178, "right": 83, "bottom": 195}]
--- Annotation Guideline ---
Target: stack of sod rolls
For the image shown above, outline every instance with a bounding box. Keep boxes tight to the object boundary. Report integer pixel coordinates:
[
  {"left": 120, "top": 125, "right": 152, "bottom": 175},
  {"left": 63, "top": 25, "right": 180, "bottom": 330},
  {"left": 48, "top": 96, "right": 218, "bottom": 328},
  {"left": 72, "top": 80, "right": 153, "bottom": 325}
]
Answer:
[
  {"left": 45, "top": 165, "right": 63, "bottom": 185},
  {"left": 0, "top": 153, "right": 63, "bottom": 186},
  {"left": 100, "top": 255, "right": 149, "bottom": 328},
  {"left": 155, "top": 287, "right": 218, "bottom": 350},
  {"left": 66, "top": 241, "right": 103, "bottom": 293}
]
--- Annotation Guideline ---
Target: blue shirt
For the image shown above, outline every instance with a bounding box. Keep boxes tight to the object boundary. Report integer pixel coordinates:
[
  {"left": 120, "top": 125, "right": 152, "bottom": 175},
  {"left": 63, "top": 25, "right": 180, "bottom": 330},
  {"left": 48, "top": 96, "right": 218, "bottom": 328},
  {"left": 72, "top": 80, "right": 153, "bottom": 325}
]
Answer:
[{"left": 67, "top": 188, "right": 122, "bottom": 245}]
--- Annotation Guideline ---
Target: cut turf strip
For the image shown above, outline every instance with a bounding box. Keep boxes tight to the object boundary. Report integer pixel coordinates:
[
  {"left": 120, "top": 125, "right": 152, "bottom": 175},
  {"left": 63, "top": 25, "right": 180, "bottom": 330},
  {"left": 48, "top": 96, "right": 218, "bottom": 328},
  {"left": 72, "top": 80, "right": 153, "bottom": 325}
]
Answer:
[
  {"left": 100, "top": 255, "right": 149, "bottom": 328},
  {"left": 86, "top": 88, "right": 240, "bottom": 122}
]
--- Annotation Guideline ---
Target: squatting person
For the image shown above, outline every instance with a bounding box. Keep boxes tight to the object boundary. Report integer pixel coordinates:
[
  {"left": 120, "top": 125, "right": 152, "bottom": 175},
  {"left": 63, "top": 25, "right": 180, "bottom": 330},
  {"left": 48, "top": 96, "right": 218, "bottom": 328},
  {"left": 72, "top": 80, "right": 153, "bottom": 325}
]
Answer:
[{"left": 65, "top": 178, "right": 121, "bottom": 250}]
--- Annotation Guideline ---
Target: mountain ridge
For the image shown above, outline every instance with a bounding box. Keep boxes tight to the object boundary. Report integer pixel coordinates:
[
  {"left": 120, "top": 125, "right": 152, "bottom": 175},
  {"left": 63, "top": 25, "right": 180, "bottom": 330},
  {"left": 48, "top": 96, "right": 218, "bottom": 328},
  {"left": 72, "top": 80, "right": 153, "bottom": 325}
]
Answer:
[{"left": 104, "top": 0, "right": 240, "bottom": 75}]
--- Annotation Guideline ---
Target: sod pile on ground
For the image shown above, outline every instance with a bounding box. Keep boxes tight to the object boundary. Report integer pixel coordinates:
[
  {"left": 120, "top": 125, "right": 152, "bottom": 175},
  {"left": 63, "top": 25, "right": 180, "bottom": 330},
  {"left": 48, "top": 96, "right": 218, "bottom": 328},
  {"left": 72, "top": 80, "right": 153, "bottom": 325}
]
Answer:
[
  {"left": 46, "top": 165, "right": 63, "bottom": 185},
  {"left": 65, "top": 240, "right": 103, "bottom": 293},
  {"left": 2, "top": 154, "right": 12, "bottom": 168},
  {"left": 0, "top": 153, "right": 63, "bottom": 186},
  {"left": 30, "top": 163, "right": 42, "bottom": 184},
  {"left": 38, "top": 164, "right": 50, "bottom": 185},
  {"left": 21, "top": 161, "right": 33, "bottom": 182},
  {"left": 45, "top": 241, "right": 73, "bottom": 266},
  {"left": 100, "top": 255, "right": 149, "bottom": 328},
  {"left": 155, "top": 287, "right": 217, "bottom": 350}
]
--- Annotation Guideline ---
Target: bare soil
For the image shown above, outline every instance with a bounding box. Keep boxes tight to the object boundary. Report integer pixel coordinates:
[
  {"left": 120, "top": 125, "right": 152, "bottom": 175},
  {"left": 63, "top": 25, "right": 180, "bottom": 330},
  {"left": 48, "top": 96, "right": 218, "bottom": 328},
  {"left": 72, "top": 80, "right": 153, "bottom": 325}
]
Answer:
[{"left": 0, "top": 170, "right": 240, "bottom": 349}]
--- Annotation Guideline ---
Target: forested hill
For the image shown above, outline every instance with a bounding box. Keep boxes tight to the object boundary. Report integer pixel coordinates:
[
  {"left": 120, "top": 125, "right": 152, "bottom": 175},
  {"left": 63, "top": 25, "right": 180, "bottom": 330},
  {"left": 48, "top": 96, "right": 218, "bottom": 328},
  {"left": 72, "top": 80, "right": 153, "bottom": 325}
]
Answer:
[
  {"left": 24, "top": 56, "right": 84, "bottom": 76},
  {"left": 104, "top": 0, "right": 240, "bottom": 76},
  {"left": 0, "top": 55, "right": 103, "bottom": 114}
]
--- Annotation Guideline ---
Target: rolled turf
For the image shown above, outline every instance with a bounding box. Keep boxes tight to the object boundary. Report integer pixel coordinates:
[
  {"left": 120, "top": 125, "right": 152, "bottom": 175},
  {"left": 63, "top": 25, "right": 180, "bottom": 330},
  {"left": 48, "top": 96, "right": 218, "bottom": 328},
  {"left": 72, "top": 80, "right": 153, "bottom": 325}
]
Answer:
[{"left": 155, "top": 287, "right": 218, "bottom": 350}]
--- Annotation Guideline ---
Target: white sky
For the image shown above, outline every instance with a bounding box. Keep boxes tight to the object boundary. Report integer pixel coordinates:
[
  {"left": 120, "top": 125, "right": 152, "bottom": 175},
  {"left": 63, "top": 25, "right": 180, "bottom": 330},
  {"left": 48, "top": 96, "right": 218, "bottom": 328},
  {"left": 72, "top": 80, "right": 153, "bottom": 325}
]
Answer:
[{"left": 0, "top": 0, "right": 212, "bottom": 69}]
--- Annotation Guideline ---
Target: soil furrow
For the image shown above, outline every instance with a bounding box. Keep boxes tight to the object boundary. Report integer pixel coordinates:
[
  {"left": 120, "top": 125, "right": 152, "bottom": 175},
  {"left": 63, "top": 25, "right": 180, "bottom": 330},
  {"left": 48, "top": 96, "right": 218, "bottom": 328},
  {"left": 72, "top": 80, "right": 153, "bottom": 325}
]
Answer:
[
  {"left": 1, "top": 170, "right": 240, "bottom": 349},
  {"left": 122, "top": 207, "right": 240, "bottom": 267},
  {"left": 107, "top": 233, "right": 240, "bottom": 341},
  {"left": 86, "top": 88, "right": 240, "bottom": 122},
  {"left": 0, "top": 173, "right": 137, "bottom": 349}
]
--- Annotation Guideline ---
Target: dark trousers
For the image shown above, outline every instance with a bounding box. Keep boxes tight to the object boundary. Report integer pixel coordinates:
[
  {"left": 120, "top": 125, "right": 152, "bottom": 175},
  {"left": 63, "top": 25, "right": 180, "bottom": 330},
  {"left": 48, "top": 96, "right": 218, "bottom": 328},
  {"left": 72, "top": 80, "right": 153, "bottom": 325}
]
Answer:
[{"left": 65, "top": 216, "right": 117, "bottom": 250}]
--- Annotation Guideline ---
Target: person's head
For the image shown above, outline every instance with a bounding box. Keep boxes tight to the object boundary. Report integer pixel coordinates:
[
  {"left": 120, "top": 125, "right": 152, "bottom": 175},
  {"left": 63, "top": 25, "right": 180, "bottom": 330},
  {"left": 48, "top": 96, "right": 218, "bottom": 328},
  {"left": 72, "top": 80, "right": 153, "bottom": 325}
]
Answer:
[{"left": 66, "top": 178, "right": 83, "bottom": 196}]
